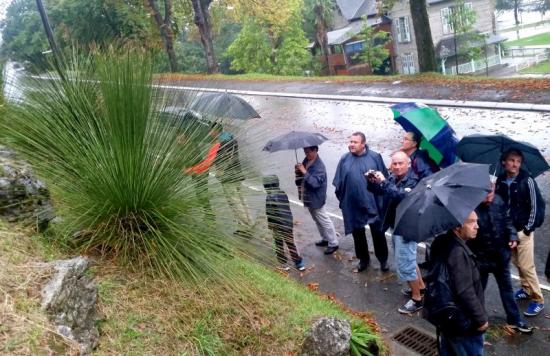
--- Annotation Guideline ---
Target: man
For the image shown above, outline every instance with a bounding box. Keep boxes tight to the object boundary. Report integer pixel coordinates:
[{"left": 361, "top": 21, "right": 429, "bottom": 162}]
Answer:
[
  {"left": 333, "top": 132, "right": 389, "bottom": 272},
  {"left": 496, "top": 149, "right": 545, "bottom": 316},
  {"left": 295, "top": 146, "right": 339, "bottom": 254},
  {"left": 400, "top": 131, "right": 438, "bottom": 180},
  {"left": 468, "top": 185, "right": 533, "bottom": 333},
  {"left": 429, "top": 211, "right": 488, "bottom": 355},
  {"left": 368, "top": 151, "right": 424, "bottom": 314}
]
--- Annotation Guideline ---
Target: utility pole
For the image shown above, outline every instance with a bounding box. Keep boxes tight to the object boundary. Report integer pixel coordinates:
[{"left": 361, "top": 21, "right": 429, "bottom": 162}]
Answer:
[{"left": 35, "top": 0, "right": 64, "bottom": 76}]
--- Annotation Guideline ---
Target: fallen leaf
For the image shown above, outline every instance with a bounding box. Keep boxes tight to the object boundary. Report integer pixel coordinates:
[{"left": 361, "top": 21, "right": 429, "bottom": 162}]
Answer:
[{"left": 307, "top": 282, "right": 319, "bottom": 291}]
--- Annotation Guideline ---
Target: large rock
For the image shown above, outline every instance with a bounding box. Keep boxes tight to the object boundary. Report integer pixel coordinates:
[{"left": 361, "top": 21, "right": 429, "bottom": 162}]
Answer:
[
  {"left": 0, "top": 145, "right": 54, "bottom": 230},
  {"left": 301, "top": 317, "right": 351, "bottom": 356},
  {"left": 41, "top": 257, "right": 99, "bottom": 355}
]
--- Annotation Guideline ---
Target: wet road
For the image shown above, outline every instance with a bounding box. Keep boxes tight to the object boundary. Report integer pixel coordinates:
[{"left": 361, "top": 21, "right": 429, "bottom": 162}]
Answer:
[{"left": 234, "top": 95, "right": 550, "bottom": 282}]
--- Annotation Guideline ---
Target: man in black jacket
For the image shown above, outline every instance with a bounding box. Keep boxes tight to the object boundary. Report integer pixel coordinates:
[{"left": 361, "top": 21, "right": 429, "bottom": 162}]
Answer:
[
  {"left": 469, "top": 186, "right": 533, "bottom": 333},
  {"left": 368, "top": 151, "right": 424, "bottom": 314},
  {"left": 400, "top": 131, "right": 439, "bottom": 180},
  {"left": 429, "top": 211, "right": 488, "bottom": 355},
  {"left": 495, "top": 149, "right": 544, "bottom": 316}
]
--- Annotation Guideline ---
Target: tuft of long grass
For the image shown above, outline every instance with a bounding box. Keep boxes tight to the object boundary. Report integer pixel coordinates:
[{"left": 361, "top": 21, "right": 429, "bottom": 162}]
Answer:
[{"left": 1, "top": 50, "right": 252, "bottom": 281}]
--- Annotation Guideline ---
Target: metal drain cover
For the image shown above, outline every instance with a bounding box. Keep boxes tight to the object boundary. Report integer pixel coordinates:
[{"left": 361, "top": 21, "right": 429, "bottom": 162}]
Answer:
[{"left": 392, "top": 326, "right": 438, "bottom": 356}]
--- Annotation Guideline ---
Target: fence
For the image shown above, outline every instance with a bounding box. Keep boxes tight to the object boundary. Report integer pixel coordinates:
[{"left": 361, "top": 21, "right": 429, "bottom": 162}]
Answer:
[
  {"left": 445, "top": 54, "right": 501, "bottom": 75},
  {"left": 513, "top": 52, "right": 549, "bottom": 71}
]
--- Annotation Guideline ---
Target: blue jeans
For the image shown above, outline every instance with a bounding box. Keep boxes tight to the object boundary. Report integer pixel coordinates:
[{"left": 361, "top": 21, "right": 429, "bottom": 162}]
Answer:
[
  {"left": 440, "top": 333, "right": 484, "bottom": 356},
  {"left": 479, "top": 252, "right": 522, "bottom": 325}
]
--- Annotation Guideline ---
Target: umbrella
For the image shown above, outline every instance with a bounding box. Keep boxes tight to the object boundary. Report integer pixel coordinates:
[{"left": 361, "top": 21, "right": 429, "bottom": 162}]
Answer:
[
  {"left": 188, "top": 92, "right": 261, "bottom": 120},
  {"left": 391, "top": 102, "right": 458, "bottom": 168},
  {"left": 456, "top": 134, "right": 550, "bottom": 178},
  {"left": 394, "top": 162, "right": 492, "bottom": 242},
  {"left": 263, "top": 131, "right": 329, "bottom": 162}
]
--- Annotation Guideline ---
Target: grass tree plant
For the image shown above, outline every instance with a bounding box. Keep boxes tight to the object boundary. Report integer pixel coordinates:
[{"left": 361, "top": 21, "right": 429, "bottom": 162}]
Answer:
[{"left": 1, "top": 49, "right": 255, "bottom": 281}]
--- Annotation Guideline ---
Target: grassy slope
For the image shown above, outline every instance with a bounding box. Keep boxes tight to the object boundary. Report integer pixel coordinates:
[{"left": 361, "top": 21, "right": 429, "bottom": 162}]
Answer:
[
  {"left": 506, "top": 32, "right": 550, "bottom": 46},
  {"left": 0, "top": 221, "right": 384, "bottom": 355}
]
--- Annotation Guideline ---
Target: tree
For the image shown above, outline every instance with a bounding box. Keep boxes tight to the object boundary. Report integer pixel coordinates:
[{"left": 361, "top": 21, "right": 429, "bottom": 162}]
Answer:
[
  {"left": 274, "top": 14, "right": 311, "bottom": 75},
  {"left": 409, "top": 0, "right": 437, "bottom": 72},
  {"left": 145, "top": 0, "right": 178, "bottom": 72},
  {"left": 304, "top": 0, "right": 334, "bottom": 75},
  {"left": 535, "top": 0, "right": 550, "bottom": 18},
  {"left": 355, "top": 22, "right": 391, "bottom": 73},
  {"left": 496, "top": 0, "right": 523, "bottom": 25},
  {"left": 190, "top": 0, "right": 219, "bottom": 73},
  {"left": 225, "top": 19, "right": 273, "bottom": 73},
  {"left": 447, "top": 0, "right": 477, "bottom": 73}
]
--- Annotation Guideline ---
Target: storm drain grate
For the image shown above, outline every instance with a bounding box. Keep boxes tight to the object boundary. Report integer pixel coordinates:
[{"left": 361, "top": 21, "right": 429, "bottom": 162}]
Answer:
[{"left": 392, "top": 326, "right": 438, "bottom": 356}]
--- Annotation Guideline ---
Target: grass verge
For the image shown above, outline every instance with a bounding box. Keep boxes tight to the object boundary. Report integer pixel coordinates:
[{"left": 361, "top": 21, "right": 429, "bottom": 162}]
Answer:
[
  {"left": 506, "top": 32, "right": 550, "bottom": 46},
  {"left": 520, "top": 60, "right": 550, "bottom": 74},
  {"left": 0, "top": 221, "right": 385, "bottom": 355}
]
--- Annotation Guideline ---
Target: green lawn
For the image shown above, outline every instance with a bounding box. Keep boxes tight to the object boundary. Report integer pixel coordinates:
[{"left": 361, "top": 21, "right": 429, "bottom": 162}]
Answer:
[
  {"left": 520, "top": 60, "right": 550, "bottom": 74},
  {"left": 506, "top": 32, "right": 550, "bottom": 46}
]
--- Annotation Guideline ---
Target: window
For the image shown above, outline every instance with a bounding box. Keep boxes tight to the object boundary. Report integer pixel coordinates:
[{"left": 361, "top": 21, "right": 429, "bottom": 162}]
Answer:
[
  {"left": 441, "top": 3, "right": 474, "bottom": 35},
  {"left": 402, "top": 53, "right": 416, "bottom": 75},
  {"left": 344, "top": 41, "right": 364, "bottom": 55},
  {"left": 395, "top": 17, "right": 411, "bottom": 43}
]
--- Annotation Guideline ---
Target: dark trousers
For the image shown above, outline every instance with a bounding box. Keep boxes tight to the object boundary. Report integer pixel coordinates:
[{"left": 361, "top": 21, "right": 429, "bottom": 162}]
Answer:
[
  {"left": 273, "top": 229, "right": 302, "bottom": 265},
  {"left": 352, "top": 221, "right": 388, "bottom": 264},
  {"left": 479, "top": 260, "right": 522, "bottom": 325},
  {"left": 440, "top": 333, "right": 484, "bottom": 356}
]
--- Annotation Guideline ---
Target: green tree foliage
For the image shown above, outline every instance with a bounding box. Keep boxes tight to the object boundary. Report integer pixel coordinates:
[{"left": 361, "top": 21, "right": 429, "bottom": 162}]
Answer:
[
  {"left": 225, "top": 19, "right": 273, "bottom": 73},
  {"left": 1, "top": 0, "right": 154, "bottom": 67},
  {"left": 303, "top": 0, "right": 334, "bottom": 74},
  {"left": 355, "top": 23, "right": 391, "bottom": 73},
  {"left": 447, "top": 0, "right": 483, "bottom": 72},
  {"left": 274, "top": 15, "right": 311, "bottom": 75}
]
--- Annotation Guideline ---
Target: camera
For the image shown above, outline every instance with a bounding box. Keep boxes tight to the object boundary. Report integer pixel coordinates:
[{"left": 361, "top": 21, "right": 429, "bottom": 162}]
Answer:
[{"left": 366, "top": 169, "right": 376, "bottom": 178}]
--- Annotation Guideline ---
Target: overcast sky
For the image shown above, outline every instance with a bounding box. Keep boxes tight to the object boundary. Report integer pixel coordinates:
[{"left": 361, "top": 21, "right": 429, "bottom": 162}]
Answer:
[{"left": 0, "top": 0, "right": 12, "bottom": 21}]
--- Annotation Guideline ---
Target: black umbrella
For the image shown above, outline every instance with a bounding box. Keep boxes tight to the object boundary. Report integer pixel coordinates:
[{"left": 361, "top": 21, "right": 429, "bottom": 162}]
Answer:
[
  {"left": 188, "top": 92, "right": 261, "bottom": 120},
  {"left": 456, "top": 134, "right": 550, "bottom": 178},
  {"left": 394, "top": 162, "right": 492, "bottom": 242},
  {"left": 263, "top": 131, "right": 329, "bottom": 162}
]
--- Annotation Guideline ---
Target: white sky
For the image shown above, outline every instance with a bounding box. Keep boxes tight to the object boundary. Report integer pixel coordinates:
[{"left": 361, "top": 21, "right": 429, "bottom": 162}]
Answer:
[{"left": 0, "top": 0, "right": 12, "bottom": 21}]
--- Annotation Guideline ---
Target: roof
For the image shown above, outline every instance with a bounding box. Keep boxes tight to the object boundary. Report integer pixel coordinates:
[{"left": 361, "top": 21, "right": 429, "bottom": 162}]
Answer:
[
  {"left": 436, "top": 32, "right": 508, "bottom": 58},
  {"left": 327, "top": 16, "right": 389, "bottom": 45},
  {"left": 335, "top": 0, "right": 377, "bottom": 21}
]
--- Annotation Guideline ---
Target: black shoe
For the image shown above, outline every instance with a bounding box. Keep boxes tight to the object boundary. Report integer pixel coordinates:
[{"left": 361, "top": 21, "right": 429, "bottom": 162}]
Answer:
[
  {"left": 315, "top": 240, "right": 329, "bottom": 247},
  {"left": 380, "top": 261, "right": 390, "bottom": 272},
  {"left": 324, "top": 246, "right": 339, "bottom": 255},
  {"left": 356, "top": 260, "right": 369, "bottom": 272}
]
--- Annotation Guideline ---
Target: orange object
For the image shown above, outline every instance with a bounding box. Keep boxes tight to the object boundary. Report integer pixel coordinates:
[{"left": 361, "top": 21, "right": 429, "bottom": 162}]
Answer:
[{"left": 185, "top": 142, "right": 221, "bottom": 175}]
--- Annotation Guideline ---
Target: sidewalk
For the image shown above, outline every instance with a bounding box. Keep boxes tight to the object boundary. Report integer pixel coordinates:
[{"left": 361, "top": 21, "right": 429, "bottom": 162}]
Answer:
[{"left": 286, "top": 201, "right": 550, "bottom": 355}]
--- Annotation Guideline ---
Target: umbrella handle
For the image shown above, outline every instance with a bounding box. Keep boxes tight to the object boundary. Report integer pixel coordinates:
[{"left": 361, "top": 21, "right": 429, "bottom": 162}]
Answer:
[{"left": 295, "top": 149, "right": 298, "bottom": 163}]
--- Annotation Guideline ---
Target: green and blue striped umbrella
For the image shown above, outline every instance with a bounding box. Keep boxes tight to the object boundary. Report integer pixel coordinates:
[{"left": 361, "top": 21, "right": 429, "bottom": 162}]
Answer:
[{"left": 391, "top": 102, "right": 458, "bottom": 168}]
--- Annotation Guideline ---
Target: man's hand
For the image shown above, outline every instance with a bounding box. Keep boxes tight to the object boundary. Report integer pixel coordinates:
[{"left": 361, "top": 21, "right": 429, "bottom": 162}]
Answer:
[
  {"left": 295, "top": 163, "right": 306, "bottom": 174},
  {"left": 509, "top": 241, "right": 518, "bottom": 249},
  {"left": 477, "top": 321, "right": 489, "bottom": 332}
]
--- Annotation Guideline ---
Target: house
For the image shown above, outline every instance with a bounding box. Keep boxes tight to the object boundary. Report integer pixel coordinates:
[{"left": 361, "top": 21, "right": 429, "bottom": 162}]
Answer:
[
  {"left": 389, "top": 0, "right": 507, "bottom": 75},
  {"left": 323, "top": 0, "right": 395, "bottom": 75}
]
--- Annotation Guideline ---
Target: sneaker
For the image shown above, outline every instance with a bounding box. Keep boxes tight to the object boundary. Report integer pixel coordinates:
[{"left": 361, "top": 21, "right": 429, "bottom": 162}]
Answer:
[
  {"left": 324, "top": 245, "right": 339, "bottom": 255},
  {"left": 295, "top": 260, "right": 306, "bottom": 271},
  {"left": 524, "top": 301, "right": 544, "bottom": 317},
  {"left": 515, "top": 288, "right": 530, "bottom": 300},
  {"left": 401, "top": 288, "right": 426, "bottom": 298},
  {"left": 315, "top": 240, "right": 329, "bottom": 247},
  {"left": 398, "top": 299, "right": 423, "bottom": 314},
  {"left": 277, "top": 264, "right": 291, "bottom": 271},
  {"left": 510, "top": 321, "right": 534, "bottom": 334}
]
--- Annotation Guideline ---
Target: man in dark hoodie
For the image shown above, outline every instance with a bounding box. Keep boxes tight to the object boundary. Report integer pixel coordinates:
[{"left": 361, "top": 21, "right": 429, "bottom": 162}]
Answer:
[
  {"left": 295, "top": 146, "right": 339, "bottom": 255},
  {"left": 263, "top": 175, "right": 305, "bottom": 271},
  {"left": 469, "top": 184, "right": 533, "bottom": 333},
  {"left": 429, "top": 211, "right": 488, "bottom": 355},
  {"left": 495, "top": 149, "right": 545, "bottom": 317}
]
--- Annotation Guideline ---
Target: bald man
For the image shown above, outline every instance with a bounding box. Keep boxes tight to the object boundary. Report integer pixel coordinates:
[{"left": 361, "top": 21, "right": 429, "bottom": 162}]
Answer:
[{"left": 368, "top": 151, "right": 424, "bottom": 314}]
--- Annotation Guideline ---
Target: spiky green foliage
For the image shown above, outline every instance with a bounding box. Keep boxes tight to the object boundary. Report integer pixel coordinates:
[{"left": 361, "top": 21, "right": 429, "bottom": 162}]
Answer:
[
  {"left": 350, "top": 320, "right": 379, "bottom": 356},
  {"left": 1, "top": 50, "right": 250, "bottom": 281}
]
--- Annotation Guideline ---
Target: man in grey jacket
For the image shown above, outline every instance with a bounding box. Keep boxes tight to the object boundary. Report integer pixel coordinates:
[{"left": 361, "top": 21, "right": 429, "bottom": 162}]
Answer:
[{"left": 295, "top": 146, "right": 339, "bottom": 255}]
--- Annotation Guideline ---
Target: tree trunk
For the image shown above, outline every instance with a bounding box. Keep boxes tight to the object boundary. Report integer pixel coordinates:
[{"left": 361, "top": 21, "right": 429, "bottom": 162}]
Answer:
[
  {"left": 410, "top": 0, "right": 438, "bottom": 72},
  {"left": 514, "top": 0, "right": 520, "bottom": 25},
  {"left": 147, "top": 0, "right": 178, "bottom": 72},
  {"left": 191, "top": 0, "right": 219, "bottom": 74},
  {"left": 314, "top": 5, "right": 333, "bottom": 75}
]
